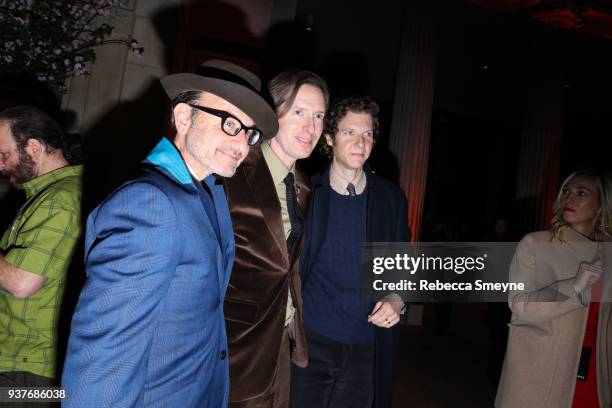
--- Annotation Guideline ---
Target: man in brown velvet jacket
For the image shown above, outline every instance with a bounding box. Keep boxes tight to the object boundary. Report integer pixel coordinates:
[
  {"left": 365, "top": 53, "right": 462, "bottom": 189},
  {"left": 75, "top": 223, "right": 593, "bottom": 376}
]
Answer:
[{"left": 224, "top": 70, "right": 329, "bottom": 407}]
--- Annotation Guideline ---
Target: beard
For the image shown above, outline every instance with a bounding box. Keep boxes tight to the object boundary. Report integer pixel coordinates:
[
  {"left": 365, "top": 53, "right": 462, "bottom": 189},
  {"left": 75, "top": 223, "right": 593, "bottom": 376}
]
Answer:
[{"left": 5, "top": 147, "right": 36, "bottom": 187}]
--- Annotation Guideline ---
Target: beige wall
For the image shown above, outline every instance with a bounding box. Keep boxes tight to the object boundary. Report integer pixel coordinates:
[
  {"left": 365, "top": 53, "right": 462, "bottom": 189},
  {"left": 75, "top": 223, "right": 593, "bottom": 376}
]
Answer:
[
  {"left": 62, "top": 0, "right": 182, "bottom": 133},
  {"left": 61, "top": 0, "right": 295, "bottom": 135}
]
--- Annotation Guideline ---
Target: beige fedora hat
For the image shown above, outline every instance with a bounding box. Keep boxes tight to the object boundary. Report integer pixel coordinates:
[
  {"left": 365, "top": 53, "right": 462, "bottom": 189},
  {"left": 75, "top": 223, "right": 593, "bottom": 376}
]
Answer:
[{"left": 160, "top": 60, "right": 278, "bottom": 140}]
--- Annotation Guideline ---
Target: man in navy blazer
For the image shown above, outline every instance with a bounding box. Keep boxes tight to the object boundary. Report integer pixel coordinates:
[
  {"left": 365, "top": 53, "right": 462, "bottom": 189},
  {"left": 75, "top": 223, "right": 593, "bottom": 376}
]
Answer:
[
  {"left": 290, "top": 96, "right": 410, "bottom": 408},
  {"left": 62, "top": 60, "right": 278, "bottom": 407}
]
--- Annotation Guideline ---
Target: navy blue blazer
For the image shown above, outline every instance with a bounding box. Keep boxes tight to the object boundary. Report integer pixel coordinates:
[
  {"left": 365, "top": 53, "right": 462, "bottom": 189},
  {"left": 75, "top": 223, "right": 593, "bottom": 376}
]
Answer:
[
  {"left": 300, "top": 165, "right": 410, "bottom": 408},
  {"left": 62, "top": 138, "right": 235, "bottom": 407}
]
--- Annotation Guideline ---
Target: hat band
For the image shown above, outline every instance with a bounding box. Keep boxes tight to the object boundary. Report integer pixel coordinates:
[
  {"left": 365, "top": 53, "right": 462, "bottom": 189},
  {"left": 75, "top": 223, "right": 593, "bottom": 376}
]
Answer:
[{"left": 195, "top": 66, "right": 260, "bottom": 93}]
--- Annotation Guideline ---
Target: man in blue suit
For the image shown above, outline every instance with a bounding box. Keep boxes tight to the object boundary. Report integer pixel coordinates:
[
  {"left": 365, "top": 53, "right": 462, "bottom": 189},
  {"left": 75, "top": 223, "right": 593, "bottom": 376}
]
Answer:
[{"left": 62, "top": 60, "right": 278, "bottom": 407}]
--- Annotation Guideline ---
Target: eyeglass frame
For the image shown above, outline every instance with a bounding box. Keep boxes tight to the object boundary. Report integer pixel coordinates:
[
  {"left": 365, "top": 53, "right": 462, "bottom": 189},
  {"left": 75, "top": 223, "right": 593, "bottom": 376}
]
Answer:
[{"left": 187, "top": 104, "right": 262, "bottom": 146}]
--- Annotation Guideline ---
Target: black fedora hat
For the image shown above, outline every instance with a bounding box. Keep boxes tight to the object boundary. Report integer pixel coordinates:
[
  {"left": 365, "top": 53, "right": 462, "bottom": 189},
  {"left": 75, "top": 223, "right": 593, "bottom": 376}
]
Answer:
[{"left": 160, "top": 60, "right": 278, "bottom": 140}]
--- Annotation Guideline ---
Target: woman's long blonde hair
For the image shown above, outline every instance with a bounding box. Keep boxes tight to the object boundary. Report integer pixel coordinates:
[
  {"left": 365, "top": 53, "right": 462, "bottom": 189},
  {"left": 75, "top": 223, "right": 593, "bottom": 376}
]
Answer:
[{"left": 550, "top": 168, "right": 612, "bottom": 242}]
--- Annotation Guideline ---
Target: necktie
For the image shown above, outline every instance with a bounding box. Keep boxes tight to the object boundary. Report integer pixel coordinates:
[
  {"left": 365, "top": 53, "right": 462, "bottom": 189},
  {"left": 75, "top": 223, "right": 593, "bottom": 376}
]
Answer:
[
  {"left": 347, "top": 182, "right": 357, "bottom": 196},
  {"left": 284, "top": 172, "right": 304, "bottom": 255}
]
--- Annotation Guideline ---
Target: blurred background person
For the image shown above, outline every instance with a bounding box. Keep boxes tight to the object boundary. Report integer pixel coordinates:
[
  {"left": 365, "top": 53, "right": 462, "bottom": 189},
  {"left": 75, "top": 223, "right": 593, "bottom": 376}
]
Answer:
[{"left": 0, "top": 106, "right": 83, "bottom": 398}]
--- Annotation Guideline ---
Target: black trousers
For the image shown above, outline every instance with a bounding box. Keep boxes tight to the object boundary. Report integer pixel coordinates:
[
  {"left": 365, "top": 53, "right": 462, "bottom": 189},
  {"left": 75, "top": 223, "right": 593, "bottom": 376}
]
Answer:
[
  {"left": 0, "top": 371, "right": 58, "bottom": 408},
  {"left": 289, "top": 326, "right": 374, "bottom": 408}
]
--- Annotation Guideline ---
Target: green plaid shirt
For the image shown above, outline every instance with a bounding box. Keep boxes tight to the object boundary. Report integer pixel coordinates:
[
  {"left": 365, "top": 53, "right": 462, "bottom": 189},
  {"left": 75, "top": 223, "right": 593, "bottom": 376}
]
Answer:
[{"left": 0, "top": 165, "right": 82, "bottom": 378}]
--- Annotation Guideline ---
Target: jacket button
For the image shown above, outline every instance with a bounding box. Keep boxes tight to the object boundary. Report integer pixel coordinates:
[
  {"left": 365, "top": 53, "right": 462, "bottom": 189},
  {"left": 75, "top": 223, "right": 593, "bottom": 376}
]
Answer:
[{"left": 220, "top": 350, "right": 227, "bottom": 360}]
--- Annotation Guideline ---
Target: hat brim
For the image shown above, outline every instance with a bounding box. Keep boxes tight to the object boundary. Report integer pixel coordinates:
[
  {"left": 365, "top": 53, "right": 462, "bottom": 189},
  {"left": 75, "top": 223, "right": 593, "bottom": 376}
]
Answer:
[{"left": 160, "top": 73, "right": 278, "bottom": 140}]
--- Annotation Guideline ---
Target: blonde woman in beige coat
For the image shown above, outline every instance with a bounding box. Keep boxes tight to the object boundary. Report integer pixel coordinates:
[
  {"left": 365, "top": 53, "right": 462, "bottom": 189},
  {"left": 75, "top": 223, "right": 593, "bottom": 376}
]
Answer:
[{"left": 496, "top": 169, "right": 612, "bottom": 408}]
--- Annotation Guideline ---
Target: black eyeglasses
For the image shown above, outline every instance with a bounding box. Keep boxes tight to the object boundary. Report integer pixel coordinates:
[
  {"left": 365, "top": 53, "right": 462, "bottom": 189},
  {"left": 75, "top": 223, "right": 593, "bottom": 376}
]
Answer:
[{"left": 188, "top": 104, "right": 262, "bottom": 146}]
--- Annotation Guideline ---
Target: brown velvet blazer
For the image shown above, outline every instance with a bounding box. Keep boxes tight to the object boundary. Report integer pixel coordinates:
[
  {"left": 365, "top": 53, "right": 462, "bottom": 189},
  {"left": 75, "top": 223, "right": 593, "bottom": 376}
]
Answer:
[{"left": 223, "top": 145, "right": 311, "bottom": 402}]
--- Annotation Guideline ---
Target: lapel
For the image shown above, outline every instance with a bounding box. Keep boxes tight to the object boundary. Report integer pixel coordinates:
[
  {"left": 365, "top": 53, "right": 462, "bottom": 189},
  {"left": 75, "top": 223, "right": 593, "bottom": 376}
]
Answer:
[
  {"left": 365, "top": 170, "right": 376, "bottom": 242},
  {"left": 289, "top": 164, "right": 312, "bottom": 267},
  {"left": 308, "top": 168, "right": 331, "bottom": 276},
  {"left": 206, "top": 176, "right": 235, "bottom": 295},
  {"left": 295, "top": 165, "right": 311, "bottom": 214},
  {"left": 242, "top": 145, "right": 289, "bottom": 262}
]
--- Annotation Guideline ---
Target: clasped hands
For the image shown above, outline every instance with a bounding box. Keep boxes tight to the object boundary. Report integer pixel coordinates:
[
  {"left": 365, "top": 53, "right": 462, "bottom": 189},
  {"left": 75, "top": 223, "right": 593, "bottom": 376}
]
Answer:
[{"left": 367, "top": 295, "right": 404, "bottom": 328}]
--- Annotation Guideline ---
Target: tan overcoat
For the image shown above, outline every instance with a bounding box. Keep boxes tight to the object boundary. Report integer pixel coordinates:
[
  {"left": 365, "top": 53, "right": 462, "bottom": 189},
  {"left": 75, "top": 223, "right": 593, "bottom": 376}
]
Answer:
[{"left": 496, "top": 227, "right": 611, "bottom": 407}]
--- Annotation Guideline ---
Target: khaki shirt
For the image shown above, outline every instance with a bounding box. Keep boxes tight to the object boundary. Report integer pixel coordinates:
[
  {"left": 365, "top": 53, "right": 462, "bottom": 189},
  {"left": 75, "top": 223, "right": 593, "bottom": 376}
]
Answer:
[{"left": 261, "top": 142, "right": 296, "bottom": 326}]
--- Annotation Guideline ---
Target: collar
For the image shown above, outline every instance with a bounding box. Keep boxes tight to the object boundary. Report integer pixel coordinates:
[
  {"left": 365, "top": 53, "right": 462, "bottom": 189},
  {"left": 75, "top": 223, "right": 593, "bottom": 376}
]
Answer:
[
  {"left": 559, "top": 225, "right": 599, "bottom": 243},
  {"left": 557, "top": 225, "right": 598, "bottom": 260},
  {"left": 145, "top": 137, "right": 194, "bottom": 185},
  {"left": 329, "top": 162, "right": 366, "bottom": 195},
  {"left": 22, "top": 165, "right": 83, "bottom": 199},
  {"left": 314, "top": 162, "right": 374, "bottom": 188},
  {"left": 261, "top": 140, "right": 294, "bottom": 186},
  {"left": 559, "top": 225, "right": 596, "bottom": 243}
]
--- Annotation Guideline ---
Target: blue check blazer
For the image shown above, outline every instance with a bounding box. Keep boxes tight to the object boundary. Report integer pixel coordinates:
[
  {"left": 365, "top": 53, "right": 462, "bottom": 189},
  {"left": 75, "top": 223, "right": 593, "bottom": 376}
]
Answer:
[{"left": 62, "top": 138, "right": 235, "bottom": 407}]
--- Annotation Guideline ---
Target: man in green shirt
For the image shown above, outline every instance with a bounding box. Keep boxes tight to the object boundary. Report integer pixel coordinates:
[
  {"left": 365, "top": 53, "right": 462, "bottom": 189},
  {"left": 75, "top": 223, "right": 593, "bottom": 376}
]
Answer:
[{"left": 0, "top": 106, "right": 82, "bottom": 391}]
